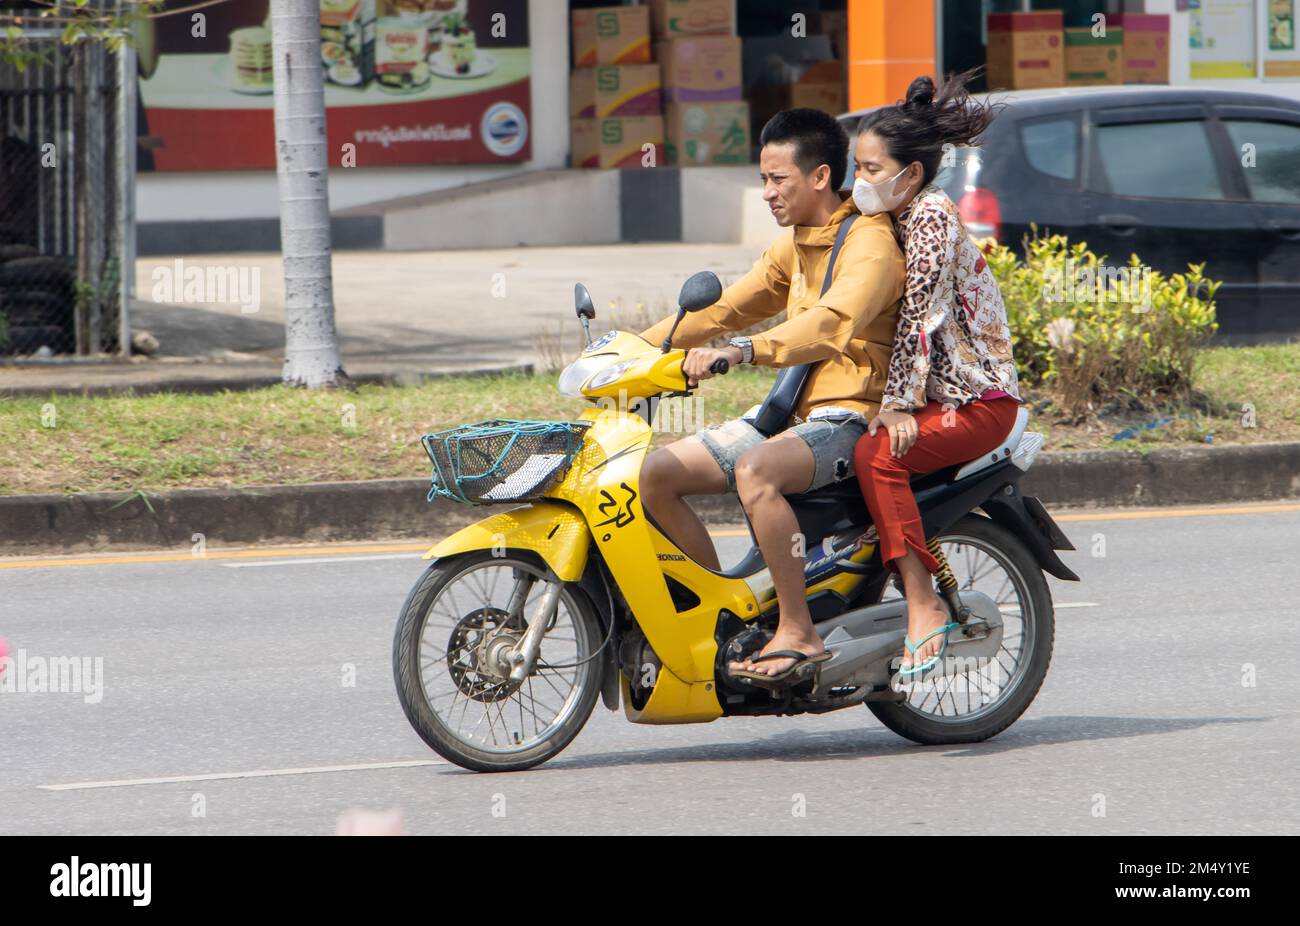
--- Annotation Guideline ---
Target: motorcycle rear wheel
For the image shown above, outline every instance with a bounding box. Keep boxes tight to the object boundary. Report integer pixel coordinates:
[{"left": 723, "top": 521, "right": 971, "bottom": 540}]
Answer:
[{"left": 866, "top": 514, "right": 1055, "bottom": 745}]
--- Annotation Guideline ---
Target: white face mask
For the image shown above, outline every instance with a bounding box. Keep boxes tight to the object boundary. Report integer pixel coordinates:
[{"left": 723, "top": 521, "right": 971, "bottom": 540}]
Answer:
[{"left": 852, "top": 165, "right": 914, "bottom": 216}]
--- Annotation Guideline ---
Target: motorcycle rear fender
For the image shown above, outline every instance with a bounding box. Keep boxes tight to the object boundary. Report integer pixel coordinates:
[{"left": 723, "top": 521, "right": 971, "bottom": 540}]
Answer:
[
  {"left": 423, "top": 501, "right": 591, "bottom": 583},
  {"left": 913, "top": 461, "right": 1079, "bottom": 582},
  {"left": 980, "top": 484, "right": 1081, "bottom": 582}
]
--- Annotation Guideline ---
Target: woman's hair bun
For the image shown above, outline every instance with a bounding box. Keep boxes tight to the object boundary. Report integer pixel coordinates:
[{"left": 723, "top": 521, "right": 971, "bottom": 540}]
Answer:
[{"left": 904, "top": 75, "right": 936, "bottom": 109}]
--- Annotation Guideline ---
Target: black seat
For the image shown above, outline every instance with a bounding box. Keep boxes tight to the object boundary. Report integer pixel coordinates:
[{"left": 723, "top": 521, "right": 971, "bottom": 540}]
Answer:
[
  {"left": 709, "top": 361, "right": 1009, "bottom": 577},
  {"left": 788, "top": 465, "right": 964, "bottom": 504}
]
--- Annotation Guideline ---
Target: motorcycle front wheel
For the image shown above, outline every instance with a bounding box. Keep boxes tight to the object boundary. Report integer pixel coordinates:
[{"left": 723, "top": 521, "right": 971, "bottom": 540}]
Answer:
[
  {"left": 393, "top": 550, "right": 604, "bottom": 772},
  {"left": 867, "top": 514, "right": 1055, "bottom": 745}
]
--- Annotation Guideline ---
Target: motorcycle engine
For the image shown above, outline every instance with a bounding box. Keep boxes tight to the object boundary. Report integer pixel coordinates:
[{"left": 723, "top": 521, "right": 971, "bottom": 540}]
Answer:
[
  {"left": 717, "top": 623, "right": 772, "bottom": 692},
  {"left": 618, "top": 626, "right": 661, "bottom": 710},
  {"left": 721, "top": 624, "right": 770, "bottom": 666}
]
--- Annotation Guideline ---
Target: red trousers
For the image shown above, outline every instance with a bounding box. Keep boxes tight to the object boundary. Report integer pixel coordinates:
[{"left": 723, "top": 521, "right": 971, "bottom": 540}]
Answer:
[{"left": 853, "top": 397, "right": 1020, "bottom": 574}]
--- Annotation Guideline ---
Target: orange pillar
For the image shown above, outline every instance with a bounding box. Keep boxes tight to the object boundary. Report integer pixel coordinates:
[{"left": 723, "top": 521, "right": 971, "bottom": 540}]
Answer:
[{"left": 847, "top": 0, "right": 937, "bottom": 111}]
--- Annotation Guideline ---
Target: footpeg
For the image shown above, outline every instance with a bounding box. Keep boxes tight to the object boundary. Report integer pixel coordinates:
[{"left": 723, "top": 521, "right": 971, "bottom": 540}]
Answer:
[{"left": 734, "top": 658, "right": 822, "bottom": 692}]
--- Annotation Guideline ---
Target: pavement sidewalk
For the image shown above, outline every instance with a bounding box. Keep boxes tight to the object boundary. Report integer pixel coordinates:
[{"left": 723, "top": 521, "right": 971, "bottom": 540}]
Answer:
[{"left": 0, "top": 244, "right": 757, "bottom": 395}]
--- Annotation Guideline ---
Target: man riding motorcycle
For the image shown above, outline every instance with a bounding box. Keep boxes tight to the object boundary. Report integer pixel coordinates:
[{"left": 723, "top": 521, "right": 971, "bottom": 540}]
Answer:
[{"left": 638, "top": 108, "right": 905, "bottom": 686}]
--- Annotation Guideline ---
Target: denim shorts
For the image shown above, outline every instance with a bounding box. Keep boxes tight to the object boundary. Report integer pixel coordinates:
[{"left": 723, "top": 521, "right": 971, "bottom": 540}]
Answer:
[{"left": 691, "top": 414, "right": 869, "bottom": 493}]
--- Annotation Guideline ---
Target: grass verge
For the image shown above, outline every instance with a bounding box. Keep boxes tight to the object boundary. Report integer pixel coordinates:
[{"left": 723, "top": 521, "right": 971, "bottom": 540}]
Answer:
[{"left": 1, "top": 343, "right": 1296, "bottom": 496}]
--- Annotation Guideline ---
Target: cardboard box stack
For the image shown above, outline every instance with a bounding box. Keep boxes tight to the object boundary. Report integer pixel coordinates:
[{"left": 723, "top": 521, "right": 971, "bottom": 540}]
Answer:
[
  {"left": 986, "top": 11, "right": 1065, "bottom": 90},
  {"left": 654, "top": 1, "right": 748, "bottom": 166},
  {"left": 665, "top": 100, "right": 750, "bottom": 165},
  {"left": 995, "top": 10, "right": 1167, "bottom": 91},
  {"left": 572, "top": 5, "right": 652, "bottom": 67},
  {"left": 1064, "top": 26, "right": 1122, "bottom": 86},
  {"left": 570, "top": 64, "right": 662, "bottom": 120},
  {"left": 1112, "top": 13, "right": 1170, "bottom": 84},
  {"left": 570, "top": 2, "right": 748, "bottom": 169},
  {"left": 649, "top": 0, "right": 733, "bottom": 37},
  {"left": 787, "top": 60, "right": 845, "bottom": 114},
  {"left": 569, "top": 5, "right": 664, "bottom": 169},
  {"left": 657, "top": 33, "right": 743, "bottom": 104}
]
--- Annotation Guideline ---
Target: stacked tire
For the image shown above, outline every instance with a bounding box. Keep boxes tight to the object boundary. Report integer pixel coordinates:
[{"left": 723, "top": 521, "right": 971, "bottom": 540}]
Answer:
[{"left": 0, "top": 233, "right": 76, "bottom": 355}]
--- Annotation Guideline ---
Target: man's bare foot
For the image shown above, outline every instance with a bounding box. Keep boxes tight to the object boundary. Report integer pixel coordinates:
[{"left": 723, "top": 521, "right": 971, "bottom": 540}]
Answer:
[
  {"left": 727, "top": 628, "right": 825, "bottom": 677},
  {"left": 901, "top": 596, "right": 953, "bottom": 671}
]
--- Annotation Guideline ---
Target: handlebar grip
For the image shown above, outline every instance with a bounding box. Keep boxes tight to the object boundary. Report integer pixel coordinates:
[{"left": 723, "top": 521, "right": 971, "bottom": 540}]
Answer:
[{"left": 709, "top": 358, "right": 730, "bottom": 375}]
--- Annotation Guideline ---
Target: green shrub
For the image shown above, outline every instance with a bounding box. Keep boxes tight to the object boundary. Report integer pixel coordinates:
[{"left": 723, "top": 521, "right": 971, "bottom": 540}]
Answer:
[{"left": 984, "top": 230, "right": 1220, "bottom": 420}]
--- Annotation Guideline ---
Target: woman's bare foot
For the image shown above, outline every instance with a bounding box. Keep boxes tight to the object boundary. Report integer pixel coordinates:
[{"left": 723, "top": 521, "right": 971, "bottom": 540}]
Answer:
[
  {"left": 901, "top": 595, "right": 953, "bottom": 671},
  {"left": 728, "top": 627, "right": 825, "bottom": 677}
]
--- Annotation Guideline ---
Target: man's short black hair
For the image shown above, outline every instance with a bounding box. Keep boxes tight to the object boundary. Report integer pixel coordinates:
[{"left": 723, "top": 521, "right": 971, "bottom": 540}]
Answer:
[{"left": 759, "top": 108, "right": 849, "bottom": 190}]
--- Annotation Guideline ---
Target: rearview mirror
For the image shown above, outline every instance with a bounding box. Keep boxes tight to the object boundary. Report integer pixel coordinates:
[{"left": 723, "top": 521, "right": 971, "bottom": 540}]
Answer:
[
  {"left": 678, "top": 271, "right": 722, "bottom": 313},
  {"left": 574, "top": 283, "right": 595, "bottom": 320}
]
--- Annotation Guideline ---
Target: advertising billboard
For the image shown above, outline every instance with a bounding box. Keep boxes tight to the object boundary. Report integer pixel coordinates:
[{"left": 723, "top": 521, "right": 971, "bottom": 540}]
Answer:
[{"left": 138, "top": 0, "right": 531, "bottom": 170}]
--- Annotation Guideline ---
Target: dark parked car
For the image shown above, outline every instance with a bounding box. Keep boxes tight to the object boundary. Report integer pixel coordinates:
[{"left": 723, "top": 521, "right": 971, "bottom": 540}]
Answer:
[{"left": 840, "top": 86, "right": 1300, "bottom": 342}]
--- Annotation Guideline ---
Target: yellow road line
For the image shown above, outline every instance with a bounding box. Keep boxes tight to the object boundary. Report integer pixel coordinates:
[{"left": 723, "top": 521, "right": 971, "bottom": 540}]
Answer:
[
  {"left": 0, "top": 543, "right": 430, "bottom": 571},
  {"left": 1053, "top": 502, "right": 1300, "bottom": 522},
  {"left": 0, "top": 502, "right": 1294, "bottom": 571}
]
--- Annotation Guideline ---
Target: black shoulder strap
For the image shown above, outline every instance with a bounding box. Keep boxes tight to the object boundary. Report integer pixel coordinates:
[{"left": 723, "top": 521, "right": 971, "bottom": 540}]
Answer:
[
  {"left": 820, "top": 213, "right": 858, "bottom": 297},
  {"left": 750, "top": 214, "right": 858, "bottom": 437}
]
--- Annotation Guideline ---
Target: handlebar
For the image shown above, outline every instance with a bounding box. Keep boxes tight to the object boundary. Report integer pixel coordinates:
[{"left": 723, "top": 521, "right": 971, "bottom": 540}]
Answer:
[{"left": 674, "top": 350, "right": 730, "bottom": 389}]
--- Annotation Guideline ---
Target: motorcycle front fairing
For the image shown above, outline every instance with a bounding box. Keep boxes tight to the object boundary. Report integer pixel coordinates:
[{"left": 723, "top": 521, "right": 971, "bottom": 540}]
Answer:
[
  {"left": 550, "top": 406, "right": 735, "bottom": 724},
  {"left": 422, "top": 332, "right": 677, "bottom": 581},
  {"left": 422, "top": 336, "right": 732, "bottom": 722}
]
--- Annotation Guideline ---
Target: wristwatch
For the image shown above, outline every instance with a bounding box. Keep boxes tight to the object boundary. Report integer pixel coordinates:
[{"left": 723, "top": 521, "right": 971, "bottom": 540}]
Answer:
[{"left": 728, "top": 336, "right": 754, "bottom": 365}]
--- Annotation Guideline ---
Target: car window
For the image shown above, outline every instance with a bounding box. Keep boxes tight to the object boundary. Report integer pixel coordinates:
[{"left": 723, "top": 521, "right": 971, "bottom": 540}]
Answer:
[
  {"left": 1019, "top": 116, "right": 1079, "bottom": 181},
  {"left": 1222, "top": 120, "right": 1300, "bottom": 205},
  {"left": 1094, "top": 120, "right": 1223, "bottom": 200}
]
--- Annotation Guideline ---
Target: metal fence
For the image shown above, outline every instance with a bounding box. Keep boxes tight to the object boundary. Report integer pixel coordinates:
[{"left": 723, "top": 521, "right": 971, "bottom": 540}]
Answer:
[{"left": 0, "top": 32, "right": 130, "bottom": 356}]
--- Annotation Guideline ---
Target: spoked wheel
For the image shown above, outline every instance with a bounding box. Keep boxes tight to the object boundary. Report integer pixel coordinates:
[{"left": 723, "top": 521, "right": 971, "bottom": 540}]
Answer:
[
  {"left": 867, "top": 514, "right": 1055, "bottom": 745},
  {"left": 393, "top": 550, "right": 604, "bottom": 772}
]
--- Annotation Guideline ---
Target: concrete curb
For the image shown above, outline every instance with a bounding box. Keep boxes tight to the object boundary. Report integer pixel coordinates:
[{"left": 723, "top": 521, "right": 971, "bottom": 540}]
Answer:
[
  {"left": 1020, "top": 441, "right": 1299, "bottom": 508},
  {"left": 0, "top": 362, "right": 535, "bottom": 399},
  {"left": 1, "top": 442, "right": 1296, "bottom": 555}
]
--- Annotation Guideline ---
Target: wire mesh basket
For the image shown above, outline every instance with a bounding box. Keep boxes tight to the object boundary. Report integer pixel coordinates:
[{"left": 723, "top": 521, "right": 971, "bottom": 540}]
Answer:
[{"left": 421, "top": 419, "right": 591, "bottom": 505}]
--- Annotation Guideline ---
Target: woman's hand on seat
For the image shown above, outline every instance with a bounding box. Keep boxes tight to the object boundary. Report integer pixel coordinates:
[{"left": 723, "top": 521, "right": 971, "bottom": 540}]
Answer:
[{"left": 868, "top": 409, "right": 918, "bottom": 458}]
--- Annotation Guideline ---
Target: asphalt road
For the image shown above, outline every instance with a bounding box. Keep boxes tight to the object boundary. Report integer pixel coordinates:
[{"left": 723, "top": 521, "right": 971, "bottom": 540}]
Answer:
[{"left": 2, "top": 504, "right": 1297, "bottom": 836}]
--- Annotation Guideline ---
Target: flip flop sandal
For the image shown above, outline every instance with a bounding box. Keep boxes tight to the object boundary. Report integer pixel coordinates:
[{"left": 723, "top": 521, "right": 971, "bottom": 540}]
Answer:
[
  {"left": 728, "top": 649, "right": 832, "bottom": 687},
  {"left": 897, "top": 622, "right": 961, "bottom": 678}
]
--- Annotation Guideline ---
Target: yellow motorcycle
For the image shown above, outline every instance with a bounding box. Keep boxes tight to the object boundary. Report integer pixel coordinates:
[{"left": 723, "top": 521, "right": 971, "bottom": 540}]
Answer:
[{"left": 393, "top": 272, "right": 1078, "bottom": 772}]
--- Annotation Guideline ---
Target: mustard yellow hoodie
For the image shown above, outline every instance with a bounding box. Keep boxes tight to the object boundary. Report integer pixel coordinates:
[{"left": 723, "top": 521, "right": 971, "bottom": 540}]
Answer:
[{"left": 640, "top": 195, "right": 905, "bottom": 422}]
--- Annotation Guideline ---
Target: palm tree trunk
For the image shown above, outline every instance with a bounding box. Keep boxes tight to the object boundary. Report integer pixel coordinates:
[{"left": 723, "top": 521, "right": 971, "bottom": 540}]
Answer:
[{"left": 271, "top": 0, "right": 347, "bottom": 388}]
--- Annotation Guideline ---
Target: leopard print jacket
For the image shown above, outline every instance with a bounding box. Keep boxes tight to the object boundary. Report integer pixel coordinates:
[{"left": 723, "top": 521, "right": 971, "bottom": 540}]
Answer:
[{"left": 880, "top": 184, "right": 1021, "bottom": 413}]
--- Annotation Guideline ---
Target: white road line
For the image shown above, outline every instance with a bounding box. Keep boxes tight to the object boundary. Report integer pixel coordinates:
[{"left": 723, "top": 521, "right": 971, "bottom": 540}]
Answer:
[
  {"left": 39, "top": 759, "right": 444, "bottom": 792},
  {"left": 999, "top": 602, "right": 1100, "bottom": 613},
  {"left": 220, "top": 554, "right": 423, "bottom": 568}
]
